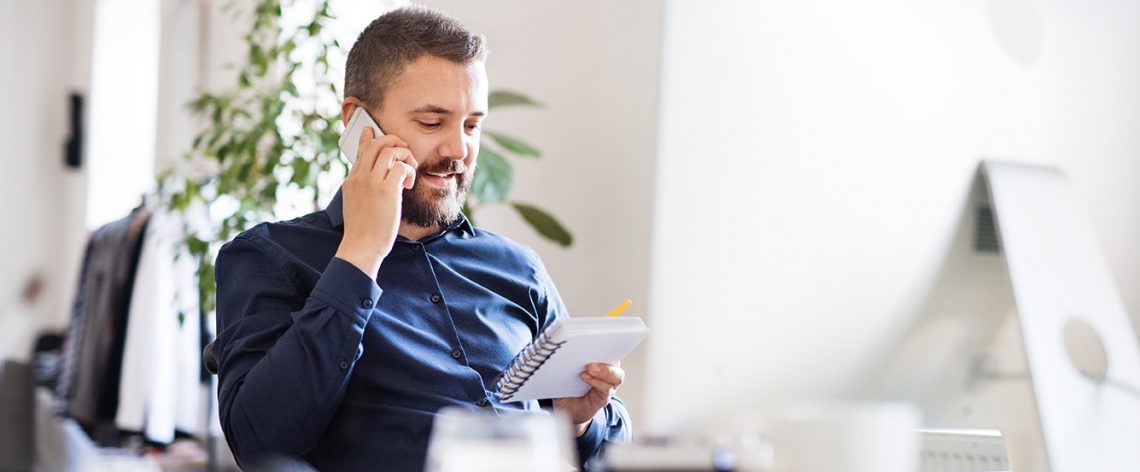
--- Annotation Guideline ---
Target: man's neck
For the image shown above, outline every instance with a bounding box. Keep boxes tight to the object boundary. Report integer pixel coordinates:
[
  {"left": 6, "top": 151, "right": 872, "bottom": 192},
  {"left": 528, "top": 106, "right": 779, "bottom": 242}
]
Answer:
[{"left": 398, "top": 220, "right": 442, "bottom": 242}]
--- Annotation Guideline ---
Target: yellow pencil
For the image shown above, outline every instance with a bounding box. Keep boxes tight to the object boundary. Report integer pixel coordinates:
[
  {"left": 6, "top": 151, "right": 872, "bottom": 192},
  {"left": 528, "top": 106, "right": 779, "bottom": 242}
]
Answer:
[{"left": 606, "top": 299, "right": 633, "bottom": 318}]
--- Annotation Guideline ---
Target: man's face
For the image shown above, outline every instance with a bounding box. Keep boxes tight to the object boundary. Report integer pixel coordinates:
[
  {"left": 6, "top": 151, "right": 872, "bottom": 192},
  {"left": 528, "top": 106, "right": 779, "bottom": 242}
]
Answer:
[{"left": 374, "top": 55, "right": 488, "bottom": 228}]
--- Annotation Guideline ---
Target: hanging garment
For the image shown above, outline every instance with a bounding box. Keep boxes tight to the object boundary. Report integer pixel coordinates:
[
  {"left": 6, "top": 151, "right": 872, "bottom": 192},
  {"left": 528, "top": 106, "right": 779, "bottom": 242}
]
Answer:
[
  {"left": 116, "top": 207, "right": 204, "bottom": 443},
  {"left": 58, "top": 206, "right": 151, "bottom": 431}
]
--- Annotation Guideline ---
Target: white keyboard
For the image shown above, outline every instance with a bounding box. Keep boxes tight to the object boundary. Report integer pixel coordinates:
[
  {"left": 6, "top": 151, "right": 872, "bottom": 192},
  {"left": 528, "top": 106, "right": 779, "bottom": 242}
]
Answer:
[{"left": 919, "top": 429, "right": 1009, "bottom": 472}]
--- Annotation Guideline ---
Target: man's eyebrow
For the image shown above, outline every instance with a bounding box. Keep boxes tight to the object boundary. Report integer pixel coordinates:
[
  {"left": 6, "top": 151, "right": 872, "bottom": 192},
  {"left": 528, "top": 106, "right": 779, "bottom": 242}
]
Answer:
[
  {"left": 410, "top": 104, "right": 486, "bottom": 117},
  {"left": 411, "top": 104, "right": 451, "bottom": 114}
]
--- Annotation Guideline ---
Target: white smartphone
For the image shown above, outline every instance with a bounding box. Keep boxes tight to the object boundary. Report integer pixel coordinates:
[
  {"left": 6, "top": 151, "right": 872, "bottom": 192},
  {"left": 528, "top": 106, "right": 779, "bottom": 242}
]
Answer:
[{"left": 338, "top": 107, "right": 384, "bottom": 165}]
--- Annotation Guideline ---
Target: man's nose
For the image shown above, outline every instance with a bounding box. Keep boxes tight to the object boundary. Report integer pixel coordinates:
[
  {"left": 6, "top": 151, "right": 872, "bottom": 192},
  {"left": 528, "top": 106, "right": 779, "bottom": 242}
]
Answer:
[{"left": 439, "top": 126, "right": 469, "bottom": 161}]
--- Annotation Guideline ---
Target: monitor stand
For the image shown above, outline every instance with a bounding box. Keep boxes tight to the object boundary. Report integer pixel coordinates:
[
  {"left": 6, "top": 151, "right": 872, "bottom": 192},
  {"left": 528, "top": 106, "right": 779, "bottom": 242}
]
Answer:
[{"left": 980, "top": 161, "right": 1140, "bottom": 471}]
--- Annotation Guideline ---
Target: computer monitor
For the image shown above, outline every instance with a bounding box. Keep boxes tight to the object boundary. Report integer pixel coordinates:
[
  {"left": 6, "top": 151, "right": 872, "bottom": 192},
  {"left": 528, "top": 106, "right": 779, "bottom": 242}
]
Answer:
[
  {"left": 871, "top": 162, "right": 1140, "bottom": 471},
  {"left": 644, "top": 160, "right": 1140, "bottom": 471},
  {"left": 642, "top": 3, "right": 1140, "bottom": 470}
]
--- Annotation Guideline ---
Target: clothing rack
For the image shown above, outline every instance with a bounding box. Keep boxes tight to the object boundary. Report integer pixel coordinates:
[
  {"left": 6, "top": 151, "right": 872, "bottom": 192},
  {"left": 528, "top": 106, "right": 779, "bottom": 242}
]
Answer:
[{"left": 51, "top": 194, "right": 231, "bottom": 471}]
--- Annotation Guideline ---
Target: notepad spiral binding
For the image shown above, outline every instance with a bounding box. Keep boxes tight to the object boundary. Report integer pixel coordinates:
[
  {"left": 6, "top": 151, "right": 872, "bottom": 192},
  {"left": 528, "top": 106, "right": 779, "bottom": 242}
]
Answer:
[{"left": 495, "top": 329, "right": 568, "bottom": 401}]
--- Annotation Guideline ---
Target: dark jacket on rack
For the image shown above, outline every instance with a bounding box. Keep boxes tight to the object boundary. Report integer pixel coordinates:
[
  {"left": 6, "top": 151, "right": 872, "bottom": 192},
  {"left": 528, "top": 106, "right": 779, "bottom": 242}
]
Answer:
[{"left": 56, "top": 206, "right": 150, "bottom": 436}]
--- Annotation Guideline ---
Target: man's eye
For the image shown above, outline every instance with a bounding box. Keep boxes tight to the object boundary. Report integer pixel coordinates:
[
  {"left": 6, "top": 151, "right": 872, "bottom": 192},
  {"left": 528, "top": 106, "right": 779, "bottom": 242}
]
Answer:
[
  {"left": 465, "top": 123, "right": 481, "bottom": 131},
  {"left": 419, "top": 121, "right": 441, "bottom": 129}
]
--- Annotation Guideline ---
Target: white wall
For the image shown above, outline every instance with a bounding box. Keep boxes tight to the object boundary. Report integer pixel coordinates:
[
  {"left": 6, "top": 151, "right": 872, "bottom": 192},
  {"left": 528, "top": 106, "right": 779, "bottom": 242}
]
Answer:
[
  {"left": 645, "top": 0, "right": 1140, "bottom": 434},
  {"left": 0, "top": 0, "right": 94, "bottom": 359},
  {"left": 418, "top": 0, "right": 664, "bottom": 425},
  {"left": 152, "top": 0, "right": 202, "bottom": 176}
]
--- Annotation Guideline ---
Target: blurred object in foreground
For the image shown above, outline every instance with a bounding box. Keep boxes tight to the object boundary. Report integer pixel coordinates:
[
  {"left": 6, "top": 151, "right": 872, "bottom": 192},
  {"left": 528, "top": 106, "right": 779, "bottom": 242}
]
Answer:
[
  {"left": 426, "top": 407, "right": 573, "bottom": 472},
  {"left": 603, "top": 433, "right": 772, "bottom": 472},
  {"left": 771, "top": 401, "right": 921, "bottom": 472}
]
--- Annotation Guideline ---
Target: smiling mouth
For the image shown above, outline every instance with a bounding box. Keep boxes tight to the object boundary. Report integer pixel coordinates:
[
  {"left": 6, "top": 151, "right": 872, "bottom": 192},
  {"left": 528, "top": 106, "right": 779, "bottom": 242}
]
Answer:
[{"left": 421, "top": 172, "right": 457, "bottom": 188}]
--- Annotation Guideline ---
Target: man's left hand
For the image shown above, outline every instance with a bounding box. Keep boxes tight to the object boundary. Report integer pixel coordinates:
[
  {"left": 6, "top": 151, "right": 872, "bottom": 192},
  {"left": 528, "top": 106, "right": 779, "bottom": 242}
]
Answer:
[{"left": 553, "top": 362, "right": 625, "bottom": 437}]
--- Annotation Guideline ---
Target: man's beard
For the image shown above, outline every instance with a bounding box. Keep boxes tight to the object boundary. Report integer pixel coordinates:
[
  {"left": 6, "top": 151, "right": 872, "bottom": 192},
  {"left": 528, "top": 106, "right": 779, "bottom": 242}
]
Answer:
[{"left": 401, "top": 158, "right": 473, "bottom": 228}]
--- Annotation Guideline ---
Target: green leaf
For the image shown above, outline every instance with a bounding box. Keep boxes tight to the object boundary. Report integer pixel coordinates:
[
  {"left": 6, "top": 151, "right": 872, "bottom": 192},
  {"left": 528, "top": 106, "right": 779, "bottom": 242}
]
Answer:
[
  {"left": 188, "top": 94, "right": 214, "bottom": 113},
  {"left": 489, "top": 90, "right": 543, "bottom": 109},
  {"left": 291, "top": 158, "right": 311, "bottom": 186},
  {"left": 471, "top": 147, "right": 513, "bottom": 203},
  {"left": 485, "top": 131, "right": 540, "bottom": 158},
  {"left": 186, "top": 235, "right": 209, "bottom": 255},
  {"left": 511, "top": 202, "right": 572, "bottom": 247}
]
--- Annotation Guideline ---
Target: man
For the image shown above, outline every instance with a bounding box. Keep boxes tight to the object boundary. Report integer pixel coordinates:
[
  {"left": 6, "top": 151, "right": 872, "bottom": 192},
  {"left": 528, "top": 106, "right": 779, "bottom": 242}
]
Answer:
[{"left": 214, "top": 6, "right": 631, "bottom": 471}]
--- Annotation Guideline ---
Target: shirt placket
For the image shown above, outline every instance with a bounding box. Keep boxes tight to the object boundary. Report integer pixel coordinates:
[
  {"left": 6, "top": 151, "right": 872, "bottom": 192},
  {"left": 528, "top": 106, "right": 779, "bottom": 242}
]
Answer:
[{"left": 409, "top": 240, "right": 499, "bottom": 413}]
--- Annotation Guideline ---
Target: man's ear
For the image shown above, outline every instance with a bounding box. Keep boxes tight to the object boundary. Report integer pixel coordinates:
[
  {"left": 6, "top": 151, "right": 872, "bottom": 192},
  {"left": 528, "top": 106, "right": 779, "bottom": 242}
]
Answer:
[{"left": 341, "top": 97, "right": 365, "bottom": 127}]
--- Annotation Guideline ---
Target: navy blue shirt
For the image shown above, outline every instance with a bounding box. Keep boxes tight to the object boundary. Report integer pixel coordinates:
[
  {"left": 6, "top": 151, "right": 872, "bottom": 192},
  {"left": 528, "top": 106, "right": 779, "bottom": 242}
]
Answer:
[{"left": 214, "top": 190, "right": 630, "bottom": 471}]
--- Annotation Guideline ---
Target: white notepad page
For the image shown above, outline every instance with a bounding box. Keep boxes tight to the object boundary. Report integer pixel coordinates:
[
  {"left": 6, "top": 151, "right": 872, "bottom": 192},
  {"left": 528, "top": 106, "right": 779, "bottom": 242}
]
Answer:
[{"left": 497, "top": 317, "right": 649, "bottom": 402}]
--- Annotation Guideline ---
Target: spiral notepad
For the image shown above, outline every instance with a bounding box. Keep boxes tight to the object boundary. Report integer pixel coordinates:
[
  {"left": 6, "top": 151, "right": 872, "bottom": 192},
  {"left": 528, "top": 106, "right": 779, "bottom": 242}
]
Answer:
[{"left": 496, "top": 317, "right": 649, "bottom": 402}]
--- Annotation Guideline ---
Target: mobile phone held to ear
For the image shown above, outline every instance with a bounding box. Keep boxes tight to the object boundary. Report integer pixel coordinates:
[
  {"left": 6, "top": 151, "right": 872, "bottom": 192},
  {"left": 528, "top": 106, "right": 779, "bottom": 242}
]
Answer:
[{"left": 338, "top": 107, "right": 384, "bottom": 165}]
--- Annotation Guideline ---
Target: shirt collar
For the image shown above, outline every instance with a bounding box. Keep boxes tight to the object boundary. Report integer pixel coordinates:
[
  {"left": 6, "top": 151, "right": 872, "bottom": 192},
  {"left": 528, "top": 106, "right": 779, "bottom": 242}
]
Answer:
[{"left": 325, "top": 188, "right": 477, "bottom": 238}]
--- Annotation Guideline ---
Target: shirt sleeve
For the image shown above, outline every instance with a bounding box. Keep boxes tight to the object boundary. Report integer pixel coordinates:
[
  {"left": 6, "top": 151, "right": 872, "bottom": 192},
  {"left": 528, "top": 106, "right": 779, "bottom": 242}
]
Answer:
[
  {"left": 576, "top": 396, "right": 632, "bottom": 470},
  {"left": 214, "top": 235, "right": 380, "bottom": 466},
  {"left": 528, "top": 249, "right": 633, "bottom": 468}
]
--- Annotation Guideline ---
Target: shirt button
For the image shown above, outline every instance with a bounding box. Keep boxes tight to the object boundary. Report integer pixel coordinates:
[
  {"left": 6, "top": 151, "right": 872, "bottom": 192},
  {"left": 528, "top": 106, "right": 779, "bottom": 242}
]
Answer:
[
  {"left": 362, "top": 298, "right": 373, "bottom": 309},
  {"left": 411, "top": 244, "right": 422, "bottom": 252},
  {"left": 430, "top": 293, "right": 442, "bottom": 304},
  {"left": 450, "top": 349, "right": 463, "bottom": 359},
  {"left": 475, "top": 398, "right": 489, "bottom": 407},
  {"left": 338, "top": 360, "right": 349, "bottom": 370}
]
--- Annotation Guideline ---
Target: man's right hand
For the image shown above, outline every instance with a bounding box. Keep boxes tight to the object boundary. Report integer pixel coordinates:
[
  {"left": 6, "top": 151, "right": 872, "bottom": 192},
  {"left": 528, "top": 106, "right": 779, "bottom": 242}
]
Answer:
[{"left": 334, "top": 127, "right": 418, "bottom": 279}]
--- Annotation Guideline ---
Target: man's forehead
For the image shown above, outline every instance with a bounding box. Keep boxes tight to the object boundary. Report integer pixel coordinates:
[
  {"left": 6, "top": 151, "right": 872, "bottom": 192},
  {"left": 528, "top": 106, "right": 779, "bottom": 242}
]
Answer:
[{"left": 385, "top": 56, "right": 488, "bottom": 115}]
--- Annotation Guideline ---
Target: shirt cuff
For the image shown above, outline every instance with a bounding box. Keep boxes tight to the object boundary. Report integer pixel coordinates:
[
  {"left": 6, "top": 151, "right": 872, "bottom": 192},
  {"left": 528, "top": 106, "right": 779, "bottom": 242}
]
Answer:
[
  {"left": 575, "top": 407, "right": 609, "bottom": 467},
  {"left": 310, "top": 257, "right": 382, "bottom": 323}
]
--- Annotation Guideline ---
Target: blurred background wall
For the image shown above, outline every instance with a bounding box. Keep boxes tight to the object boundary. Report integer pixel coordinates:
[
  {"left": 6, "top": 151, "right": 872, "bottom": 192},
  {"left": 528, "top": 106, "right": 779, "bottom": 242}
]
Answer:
[{"left": 0, "top": 0, "right": 92, "bottom": 358}]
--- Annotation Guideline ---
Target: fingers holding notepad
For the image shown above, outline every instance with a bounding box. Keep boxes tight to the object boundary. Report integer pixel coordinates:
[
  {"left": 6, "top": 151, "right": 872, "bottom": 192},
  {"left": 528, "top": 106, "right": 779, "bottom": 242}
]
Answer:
[
  {"left": 556, "top": 362, "right": 626, "bottom": 431},
  {"left": 581, "top": 362, "right": 624, "bottom": 392},
  {"left": 577, "top": 363, "right": 624, "bottom": 409}
]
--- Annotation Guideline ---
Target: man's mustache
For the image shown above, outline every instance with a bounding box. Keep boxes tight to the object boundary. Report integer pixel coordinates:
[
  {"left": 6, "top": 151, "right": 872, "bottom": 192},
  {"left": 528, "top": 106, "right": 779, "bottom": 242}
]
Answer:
[{"left": 417, "top": 159, "right": 468, "bottom": 177}]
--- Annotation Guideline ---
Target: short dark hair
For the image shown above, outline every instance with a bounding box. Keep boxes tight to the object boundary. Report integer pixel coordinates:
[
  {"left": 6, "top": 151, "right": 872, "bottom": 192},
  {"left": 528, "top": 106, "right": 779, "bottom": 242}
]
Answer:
[{"left": 345, "top": 5, "right": 488, "bottom": 110}]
